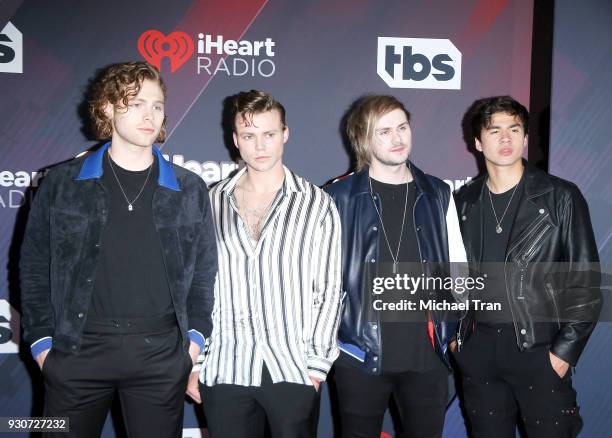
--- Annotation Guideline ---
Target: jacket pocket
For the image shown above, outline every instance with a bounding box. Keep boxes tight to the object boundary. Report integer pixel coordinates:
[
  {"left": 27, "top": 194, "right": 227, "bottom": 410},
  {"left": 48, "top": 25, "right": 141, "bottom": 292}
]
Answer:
[
  {"left": 50, "top": 208, "right": 88, "bottom": 236},
  {"left": 519, "top": 221, "right": 552, "bottom": 264}
]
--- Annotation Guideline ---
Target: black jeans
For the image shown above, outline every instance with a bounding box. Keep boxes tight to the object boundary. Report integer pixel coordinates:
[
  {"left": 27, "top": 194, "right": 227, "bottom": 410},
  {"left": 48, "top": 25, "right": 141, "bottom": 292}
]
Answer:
[
  {"left": 42, "top": 322, "right": 191, "bottom": 437},
  {"left": 201, "top": 366, "right": 319, "bottom": 438},
  {"left": 333, "top": 364, "right": 448, "bottom": 438},
  {"left": 454, "top": 323, "right": 582, "bottom": 438}
]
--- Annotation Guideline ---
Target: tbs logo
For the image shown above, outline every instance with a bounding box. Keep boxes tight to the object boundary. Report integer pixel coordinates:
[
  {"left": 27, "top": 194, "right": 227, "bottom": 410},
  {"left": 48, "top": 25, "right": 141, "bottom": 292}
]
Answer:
[
  {"left": 0, "top": 21, "right": 23, "bottom": 74},
  {"left": 377, "top": 37, "right": 461, "bottom": 90}
]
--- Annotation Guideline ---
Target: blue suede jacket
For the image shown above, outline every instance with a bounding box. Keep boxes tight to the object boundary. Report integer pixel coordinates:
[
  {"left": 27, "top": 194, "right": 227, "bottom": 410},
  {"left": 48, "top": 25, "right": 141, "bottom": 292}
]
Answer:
[{"left": 21, "top": 143, "right": 217, "bottom": 357}]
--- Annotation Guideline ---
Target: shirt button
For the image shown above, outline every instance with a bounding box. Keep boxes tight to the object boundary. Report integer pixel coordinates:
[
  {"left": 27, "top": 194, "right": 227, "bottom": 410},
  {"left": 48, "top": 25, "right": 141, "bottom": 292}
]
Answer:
[
  {"left": 86, "top": 278, "right": 92, "bottom": 283},
  {"left": 539, "top": 209, "right": 545, "bottom": 214},
  {"left": 520, "top": 328, "right": 527, "bottom": 335},
  {"left": 422, "top": 259, "right": 427, "bottom": 263},
  {"left": 370, "top": 258, "right": 376, "bottom": 263},
  {"left": 372, "top": 324, "right": 378, "bottom": 330},
  {"left": 373, "top": 356, "right": 378, "bottom": 361},
  {"left": 372, "top": 367, "right": 377, "bottom": 372},
  {"left": 94, "top": 243, "right": 101, "bottom": 248},
  {"left": 416, "top": 226, "right": 421, "bottom": 231},
  {"left": 522, "top": 342, "right": 528, "bottom": 348},
  {"left": 373, "top": 226, "right": 378, "bottom": 231},
  {"left": 77, "top": 313, "right": 84, "bottom": 319},
  {"left": 462, "top": 215, "right": 467, "bottom": 221}
]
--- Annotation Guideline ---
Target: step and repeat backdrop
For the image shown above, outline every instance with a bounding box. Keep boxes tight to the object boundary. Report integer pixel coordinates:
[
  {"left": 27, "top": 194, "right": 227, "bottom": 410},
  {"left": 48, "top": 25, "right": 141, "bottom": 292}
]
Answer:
[
  {"left": 4, "top": 0, "right": 607, "bottom": 437},
  {"left": 548, "top": 1, "right": 612, "bottom": 437}
]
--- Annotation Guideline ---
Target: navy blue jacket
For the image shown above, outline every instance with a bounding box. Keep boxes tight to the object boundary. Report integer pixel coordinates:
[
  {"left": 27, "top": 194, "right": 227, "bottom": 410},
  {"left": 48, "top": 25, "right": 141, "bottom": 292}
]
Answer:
[
  {"left": 20, "top": 143, "right": 217, "bottom": 357},
  {"left": 324, "top": 163, "right": 464, "bottom": 374}
]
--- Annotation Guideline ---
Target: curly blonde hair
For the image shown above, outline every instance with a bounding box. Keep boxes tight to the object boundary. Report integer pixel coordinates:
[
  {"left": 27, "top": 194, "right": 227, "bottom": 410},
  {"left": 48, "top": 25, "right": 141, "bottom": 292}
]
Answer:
[{"left": 89, "top": 62, "right": 167, "bottom": 141}]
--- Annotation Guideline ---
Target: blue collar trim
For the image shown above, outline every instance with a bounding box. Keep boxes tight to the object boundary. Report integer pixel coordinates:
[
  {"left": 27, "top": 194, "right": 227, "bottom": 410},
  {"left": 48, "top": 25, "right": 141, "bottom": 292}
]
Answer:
[{"left": 75, "top": 142, "right": 180, "bottom": 191}]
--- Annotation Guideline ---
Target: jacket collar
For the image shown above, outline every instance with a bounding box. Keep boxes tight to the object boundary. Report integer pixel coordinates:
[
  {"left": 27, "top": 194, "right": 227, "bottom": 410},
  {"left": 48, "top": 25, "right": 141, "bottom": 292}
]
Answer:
[
  {"left": 75, "top": 142, "right": 180, "bottom": 191},
  {"left": 221, "top": 165, "right": 304, "bottom": 196},
  {"left": 462, "top": 159, "right": 553, "bottom": 206},
  {"left": 522, "top": 160, "right": 554, "bottom": 199},
  {"left": 351, "top": 160, "right": 435, "bottom": 196}
]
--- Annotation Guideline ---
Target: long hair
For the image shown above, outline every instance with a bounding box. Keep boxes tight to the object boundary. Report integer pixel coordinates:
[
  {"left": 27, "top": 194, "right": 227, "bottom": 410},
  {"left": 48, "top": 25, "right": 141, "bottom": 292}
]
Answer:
[{"left": 346, "top": 95, "right": 411, "bottom": 171}]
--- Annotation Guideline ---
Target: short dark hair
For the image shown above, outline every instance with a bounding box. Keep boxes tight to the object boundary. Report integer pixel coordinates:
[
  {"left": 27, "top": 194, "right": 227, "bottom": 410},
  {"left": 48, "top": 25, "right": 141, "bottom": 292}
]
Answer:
[
  {"left": 470, "top": 96, "right": 529, "bottom": 140},
  {"left": 232, "top": 90, "right": 286, "bottom": 131},
  {"left": 89, "top": 62, "right": 167, "bottom": 141}
]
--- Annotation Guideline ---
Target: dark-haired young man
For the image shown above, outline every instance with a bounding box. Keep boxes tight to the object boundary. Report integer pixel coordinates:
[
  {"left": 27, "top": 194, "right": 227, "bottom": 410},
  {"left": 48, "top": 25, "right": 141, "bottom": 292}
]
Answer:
[
  {"left": 20, "top": 62, "right": 217, "bottom": 437},
  {"left": 454, "top": 95, "right": 602, "bottom": 437},
  {"left": 187, "top": 90, "right": 342, "bottom": 438},
  {"left": 324, "top": 95, "right": 467, "bottom": 438}
]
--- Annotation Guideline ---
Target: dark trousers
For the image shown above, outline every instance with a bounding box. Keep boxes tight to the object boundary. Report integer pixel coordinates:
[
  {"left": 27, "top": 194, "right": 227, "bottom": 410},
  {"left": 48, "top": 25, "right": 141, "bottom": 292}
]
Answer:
[
  {"left": 333, "top": 365, "right": 448, "bottom": 438},
  {"left": 42, "top": 324, "right": 192, "bottom": 438},
  {"left": 201, "top": 366, "right": 319, "bottom": 438},
  {"left": 454, "top": 323, "right": 582, "bottom": 438}
]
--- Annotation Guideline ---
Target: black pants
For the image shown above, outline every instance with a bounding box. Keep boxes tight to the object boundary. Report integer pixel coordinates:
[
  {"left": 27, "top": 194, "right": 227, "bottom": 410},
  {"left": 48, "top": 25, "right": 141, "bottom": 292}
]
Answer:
[
  {"left": 454, "top": 323, "right": 582, "bottom": 438},
  {"left": 201, "top": 366, "right": 319, "bottom": 438},
  {"left": 42, "top": 324, "right": 192, "bottom": 437},
  {"left": 333, "top": 365, "right": 448, "bottom": 438}
]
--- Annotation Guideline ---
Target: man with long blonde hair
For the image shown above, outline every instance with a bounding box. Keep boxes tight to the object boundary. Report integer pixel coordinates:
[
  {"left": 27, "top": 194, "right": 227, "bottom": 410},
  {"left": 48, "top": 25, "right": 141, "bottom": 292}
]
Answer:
[{"left": 325, "top": 95, "right": 466, "bottom": 437}]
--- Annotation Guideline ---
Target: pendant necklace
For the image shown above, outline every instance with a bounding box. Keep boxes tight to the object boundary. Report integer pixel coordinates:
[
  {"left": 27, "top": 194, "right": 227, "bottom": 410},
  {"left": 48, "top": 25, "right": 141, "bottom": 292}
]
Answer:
[
  {"left": 107, "top": 152, "right": 153, "bottom": 212},
  {"left": 369, "top": 177, "right": 409, "bottom": 274},
  {"left": 487, "top": 179, "right": 519, "bottom": 234}
]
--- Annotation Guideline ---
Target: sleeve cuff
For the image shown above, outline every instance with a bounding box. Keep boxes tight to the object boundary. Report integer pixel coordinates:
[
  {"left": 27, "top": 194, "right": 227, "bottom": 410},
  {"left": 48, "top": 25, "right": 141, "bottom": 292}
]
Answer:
[
  {"left": 31, "top": 337, "right": 52, "bottom": 359},
  {"left": 307, "top": 355, "right": 334, "bottom": 381},
  {"left": 188, "top": 329, "right": 205, "bottom": 352}
]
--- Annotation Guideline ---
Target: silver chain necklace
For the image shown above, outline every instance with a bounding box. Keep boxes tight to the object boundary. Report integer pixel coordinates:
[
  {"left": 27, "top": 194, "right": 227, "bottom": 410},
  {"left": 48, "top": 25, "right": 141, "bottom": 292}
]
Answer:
[
  {"left": 107, "top": 152, "right": 153, "bottom": 212},
  {"left": 487, "top": 179, "right": 519, "bottom": 233},
  {"left": 369, "top": 177, "right": 409, "bottom": 274}
]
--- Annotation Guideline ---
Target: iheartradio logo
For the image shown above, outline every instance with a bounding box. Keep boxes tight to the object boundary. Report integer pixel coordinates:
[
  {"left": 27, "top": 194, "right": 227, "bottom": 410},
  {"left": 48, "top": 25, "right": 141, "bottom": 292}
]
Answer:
[
  {"left": 138, "top": 30, "right": 194, "bottom": 73},
  {"left": 136, "top": 29, "right": 277, "bottom": 77}
]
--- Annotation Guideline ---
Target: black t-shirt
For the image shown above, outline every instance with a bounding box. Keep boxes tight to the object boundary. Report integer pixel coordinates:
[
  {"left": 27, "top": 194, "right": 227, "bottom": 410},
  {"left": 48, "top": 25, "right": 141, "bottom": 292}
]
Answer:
[
  {"left": 477, "top": 177, "right": 524, "bottom": 325},
  {"left": 336, "top": 178, "right": 444, "bottom": 373},
  {"left": 88, "top": 151, "right": 173, "bottom": 319}
]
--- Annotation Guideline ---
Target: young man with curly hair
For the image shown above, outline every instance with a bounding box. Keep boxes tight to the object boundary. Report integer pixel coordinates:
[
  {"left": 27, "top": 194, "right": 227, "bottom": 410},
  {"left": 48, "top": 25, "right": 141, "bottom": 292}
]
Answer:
[{"left": 20, "top": 61, "right": 217, "bottom": 437}]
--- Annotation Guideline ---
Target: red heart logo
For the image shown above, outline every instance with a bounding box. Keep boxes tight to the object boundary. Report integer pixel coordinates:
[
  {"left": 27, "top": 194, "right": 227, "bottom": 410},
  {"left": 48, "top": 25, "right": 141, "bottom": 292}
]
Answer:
[{"left": 138, "top": 30, "right": 194, "bottom": 73}]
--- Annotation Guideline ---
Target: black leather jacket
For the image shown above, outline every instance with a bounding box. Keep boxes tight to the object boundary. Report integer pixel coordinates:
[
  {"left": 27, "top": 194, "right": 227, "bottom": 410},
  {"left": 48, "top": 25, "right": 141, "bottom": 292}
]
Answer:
[
  {"left": 324, "top": 163, "right": 465, "bottom": 374},
  {"left": 455, "top": 161, "right": 602, "bottom": 366},
  {"left": 20, "top": 143, "right": 218, "bottom": 353}
]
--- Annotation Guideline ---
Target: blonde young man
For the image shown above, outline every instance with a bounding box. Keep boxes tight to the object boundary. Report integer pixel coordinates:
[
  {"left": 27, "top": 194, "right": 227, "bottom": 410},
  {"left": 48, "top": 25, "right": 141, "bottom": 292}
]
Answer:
[
  {"left": 324, "top": 95, "right": 466, "bottom": 438},
  {"left": 187, "top": 90, "right": 342, "bottom": 438}
]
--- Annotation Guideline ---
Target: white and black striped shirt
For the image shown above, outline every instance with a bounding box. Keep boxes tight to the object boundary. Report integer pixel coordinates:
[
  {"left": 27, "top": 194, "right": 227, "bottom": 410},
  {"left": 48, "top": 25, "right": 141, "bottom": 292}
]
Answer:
[{"left": 201, "top": 166, "right": 342, "bottom": 387}]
